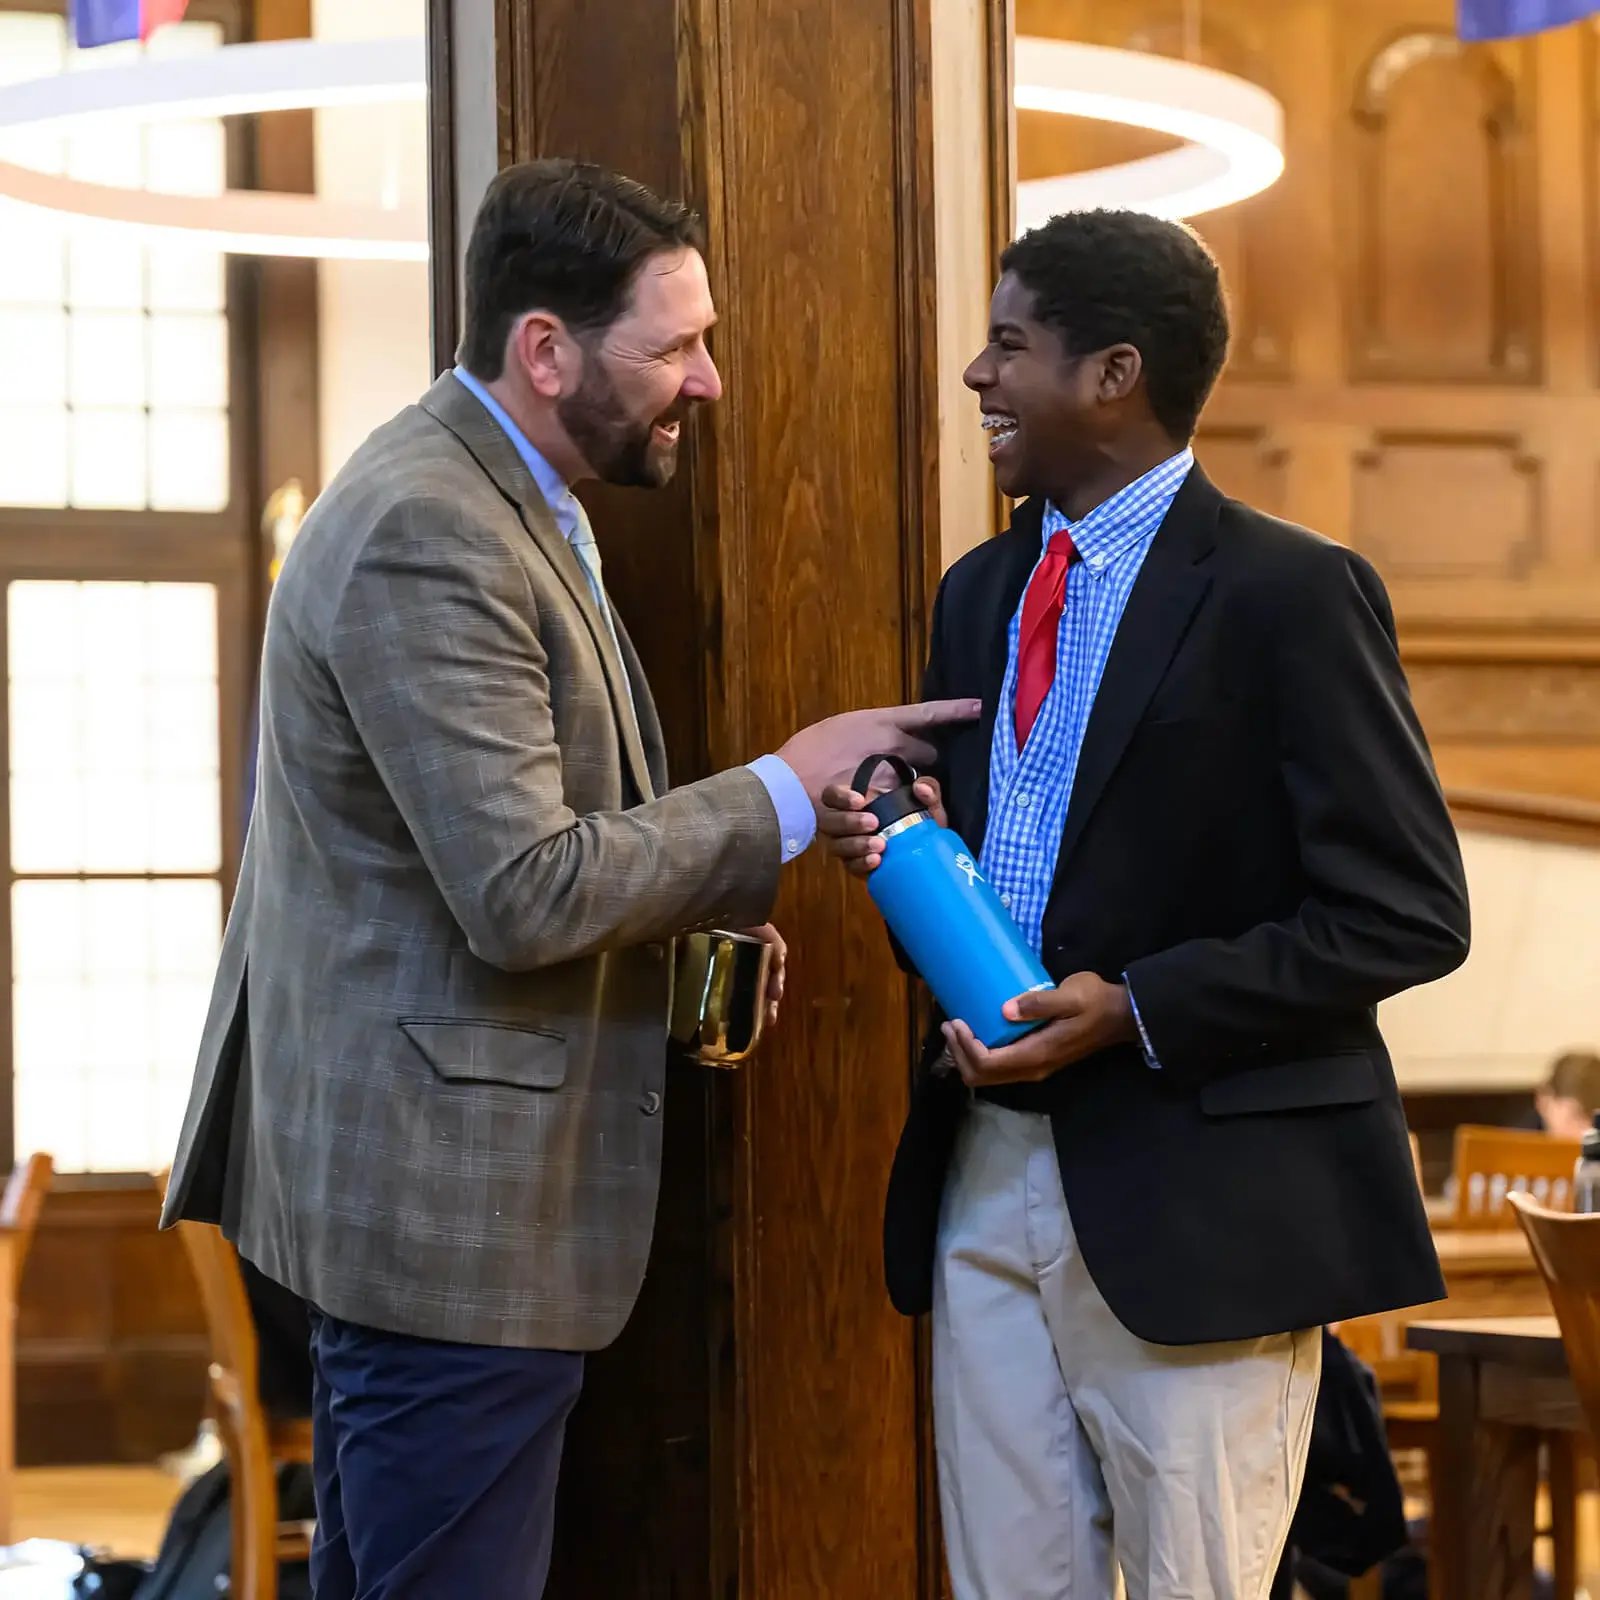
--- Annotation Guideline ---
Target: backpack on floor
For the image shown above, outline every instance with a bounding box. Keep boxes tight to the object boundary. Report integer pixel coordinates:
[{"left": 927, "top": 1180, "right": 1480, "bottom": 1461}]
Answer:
[{"left": 127, "top": 1459, "right": 315, "bottom": 1600}]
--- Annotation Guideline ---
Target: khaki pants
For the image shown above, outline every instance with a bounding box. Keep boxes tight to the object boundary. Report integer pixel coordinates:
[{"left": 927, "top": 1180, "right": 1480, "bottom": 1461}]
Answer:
[{"left": 932, "top": 1101, "right": 1321, "bottom": 1600}]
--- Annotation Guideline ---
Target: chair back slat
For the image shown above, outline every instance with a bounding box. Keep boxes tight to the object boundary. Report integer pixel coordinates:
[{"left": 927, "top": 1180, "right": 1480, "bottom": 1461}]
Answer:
[{"left": 1454, "top": 1125, "right": 1581, "bottom": 1228}]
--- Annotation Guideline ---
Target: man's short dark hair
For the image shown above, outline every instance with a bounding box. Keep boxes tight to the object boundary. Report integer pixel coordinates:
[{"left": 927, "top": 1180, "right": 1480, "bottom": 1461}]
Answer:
[
  {"left": 456, "top": 158, "right": 705, "bottom": 379},
  {"left": 999, "top": 209, "right": 1230, "bottom": 440}
]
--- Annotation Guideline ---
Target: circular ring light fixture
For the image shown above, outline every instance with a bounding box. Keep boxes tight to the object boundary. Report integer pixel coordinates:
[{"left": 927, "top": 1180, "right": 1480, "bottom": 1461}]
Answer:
[
  {"left": 0, "top": 37, "right": 428, "bottom": 260},
  {"left": 1014, "top": 35, "right": 1285, "bottom": 230}
]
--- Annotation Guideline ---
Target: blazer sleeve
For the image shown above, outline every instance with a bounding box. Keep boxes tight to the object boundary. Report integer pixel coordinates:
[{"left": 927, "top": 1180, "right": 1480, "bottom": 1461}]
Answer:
[
  {"left": 1121, "top": 542, "right": 1470, "bottom": 1082},
  {"left": 325, "top": 494, "right": 782, "bottom": 972}
]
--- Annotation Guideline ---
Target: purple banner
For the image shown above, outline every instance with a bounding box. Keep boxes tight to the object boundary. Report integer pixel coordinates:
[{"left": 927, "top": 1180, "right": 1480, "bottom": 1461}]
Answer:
[
  {"left": 68, "top": 0, "right": 141, "bottom": 48},
  {"left": 1458, "top": 0, "right": 1599, "bottom": 39}
]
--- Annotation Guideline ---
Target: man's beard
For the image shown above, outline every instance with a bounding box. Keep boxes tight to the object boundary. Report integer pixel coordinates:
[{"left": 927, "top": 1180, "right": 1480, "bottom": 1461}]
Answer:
[{"left": 557, "top": 355, "right": 683, "bottom": 490}]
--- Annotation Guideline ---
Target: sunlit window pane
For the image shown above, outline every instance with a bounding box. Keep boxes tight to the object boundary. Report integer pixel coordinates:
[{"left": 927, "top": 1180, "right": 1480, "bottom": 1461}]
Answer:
[
  {"left": 7, "top": 581, "right": 221, "bottom": 873},
  {"left": 69, "top": 310, "right": 147, "bottom": 408},
  {"left": 148, "top": 314, "right": 227, "bottom": 410},
  {"left": 68, "top": 235, "right": 144, "bottom": 310},
  {"left": 0, "top": 11, "right": 230, "bottom": 511},
  {"left": 0, "top": 406, "right": 68, "bottom": 505},
  {"left": 70, "top": 407, "right": 148, "bottom": 507},
  {"left": 146, "top": 246, "right": 224, "bottom": 313},
  {"left": 12, "top": 878, "right": 222, "bottom": 1175},
  {"left": 0, "top": 217, "right": 65, "bottom": 304},
  {"left": 149, "top": 410, "right": 228, "bottom": 512},
  {"left": 144, "top": 19, "right": 225, "bottom": 59},
  {"left": 0, "top": 13, "right": 65, "bottom": 89},
  {"left": 66, "top": 125, "right": 143, "bottom": 189},
  {"left": 0, "top": 308, "right": 67, "bottom": 404},
  {"left": 144, "top": 121, "right": 225, "bottom": 197}
]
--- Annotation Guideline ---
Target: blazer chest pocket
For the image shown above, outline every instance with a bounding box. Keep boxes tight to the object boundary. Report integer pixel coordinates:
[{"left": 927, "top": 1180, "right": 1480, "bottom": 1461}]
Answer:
[
  {"left": 1199, "top": 1052, "right": 1379, "bottom": 1117},
  {"left": 399, "top": 1018, "right": 567, "bottom": 1090}
]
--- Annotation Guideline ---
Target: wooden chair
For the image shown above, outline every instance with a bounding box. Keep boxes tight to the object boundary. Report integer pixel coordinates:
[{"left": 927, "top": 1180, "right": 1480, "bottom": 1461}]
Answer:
[
  {"left": 1453, "top": 1125, "right": 1582, "bottom": 1227},
  {"left": 1507, "top": 1193, "right": 1600, "bottom": 1600},
  {"left": 1, "top": 1155, "right": 53, "bottom": 1539},
  {"left": 1510, "top": 1193, "right": 1600, "bottom": 1440},
  {"left": 175, "top": 1217, "right": 314, "bottom": 1600},
  {"left": 0, "top": 1152, "right": 52, "bottom": 1546},
  {"left": 1342, "top": 1131, "right": 1580, "bottom": 1599}
]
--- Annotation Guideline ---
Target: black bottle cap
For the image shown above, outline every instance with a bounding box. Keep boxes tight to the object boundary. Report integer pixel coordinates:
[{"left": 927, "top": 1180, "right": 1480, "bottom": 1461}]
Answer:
[{"left": 850, "top": 754, "right": 928, "bottom": 831}]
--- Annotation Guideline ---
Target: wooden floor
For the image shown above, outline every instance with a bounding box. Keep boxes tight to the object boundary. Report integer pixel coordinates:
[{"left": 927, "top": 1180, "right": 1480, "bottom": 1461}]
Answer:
[
  {"left": 8, "top": 1464, "right": 1599, "bottom": 1595},
  {"left": 11, "top": 1465, "right": 184, "bottom": 1563}
]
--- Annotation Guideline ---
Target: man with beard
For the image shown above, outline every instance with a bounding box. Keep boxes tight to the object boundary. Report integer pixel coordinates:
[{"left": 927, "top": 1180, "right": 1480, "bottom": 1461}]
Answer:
[
  {"left": 161, "top": 159, "right": 977, "bottom": 1600},
  {"left": 819, "top": 209, "right": 1469, "bottom": 1598}
]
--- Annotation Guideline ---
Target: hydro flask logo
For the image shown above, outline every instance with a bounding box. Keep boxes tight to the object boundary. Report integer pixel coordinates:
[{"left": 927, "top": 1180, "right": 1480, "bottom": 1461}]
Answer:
[{"left": 954, "top": 853, "right": 983, "bottom": 887}]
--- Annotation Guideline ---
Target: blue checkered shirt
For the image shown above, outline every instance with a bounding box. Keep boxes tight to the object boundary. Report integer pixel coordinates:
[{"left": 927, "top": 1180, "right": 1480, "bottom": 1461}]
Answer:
[{"left": 980, "top": 449, "right": 1194, "bottom": 1054}]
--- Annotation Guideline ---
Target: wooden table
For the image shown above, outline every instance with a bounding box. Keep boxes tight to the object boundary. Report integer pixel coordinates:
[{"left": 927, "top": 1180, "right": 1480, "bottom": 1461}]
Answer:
[
  {"left": 1407, "top": 1317, "right": 1580, "bottom": 1600},
  {"left": 1431, "top": 1228, "right": 1548, "bottom": 1318}
]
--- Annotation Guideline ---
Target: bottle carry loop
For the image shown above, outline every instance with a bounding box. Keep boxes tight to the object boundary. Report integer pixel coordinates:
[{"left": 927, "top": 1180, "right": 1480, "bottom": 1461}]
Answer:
[{"left": 851, "top": 753, "right": 916, "bottom": 796}]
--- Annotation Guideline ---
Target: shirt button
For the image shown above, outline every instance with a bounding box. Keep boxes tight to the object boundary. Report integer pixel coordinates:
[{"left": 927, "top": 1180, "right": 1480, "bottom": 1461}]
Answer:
[
  {"left": 640, "top": 1091, "right": 662, "bottom": 1116},
  {"left": 1015, "top": 791, "right": 1032, "bottom": 808},
  {"left": 1001, "top": 893, "right": 1013, "bottom": 908},
  {"left": 786, "top": 839, "right": 801, "bottom": 855}
]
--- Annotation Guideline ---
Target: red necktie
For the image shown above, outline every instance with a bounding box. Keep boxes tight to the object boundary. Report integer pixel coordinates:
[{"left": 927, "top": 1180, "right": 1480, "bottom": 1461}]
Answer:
[{"left": 1014, "top": 529, "right": 1078, "bottom": 749}]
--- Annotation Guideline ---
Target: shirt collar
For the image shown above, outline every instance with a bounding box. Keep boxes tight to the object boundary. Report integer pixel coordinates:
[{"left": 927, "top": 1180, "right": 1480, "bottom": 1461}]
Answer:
[
  {"left": 1042, "top": 447, "right": 1194, "bottom": 575},
  {"left": 451, "top": 365, "right": 577, "bottom": 537}
]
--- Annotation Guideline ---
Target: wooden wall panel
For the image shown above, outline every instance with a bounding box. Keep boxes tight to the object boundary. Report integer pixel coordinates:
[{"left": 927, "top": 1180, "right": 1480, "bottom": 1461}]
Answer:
[
  {"left": 1346, "top": 29, "right": 1539, "bottom": 384},
  {"left": 1353, "top": 433, "right": 1543, "bottom": 578},
  {"left": 17, "top": 1182, "right": 206, "bottom": 1465},
  {"left": 718, "top": 3, "right": 928, "bottom": 1591},
  {"left": 1195, "top": 426, "right": 1289, "bottom": 517},
  {"left": 433, "top": 2, "right": 954, "bottom": 1595},
  {"left": 1019, "top": 2, "right": 1600, "bottom": 829}
]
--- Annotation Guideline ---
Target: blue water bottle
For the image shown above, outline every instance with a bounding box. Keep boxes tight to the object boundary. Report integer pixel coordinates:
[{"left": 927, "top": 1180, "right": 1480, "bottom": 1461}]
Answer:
[{"left": 854, "top": 755, "right": 1055, "bottom": 1048}]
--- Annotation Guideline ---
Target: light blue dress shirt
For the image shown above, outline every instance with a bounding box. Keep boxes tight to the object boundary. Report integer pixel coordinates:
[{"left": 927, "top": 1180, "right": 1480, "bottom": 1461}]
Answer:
[
  {"left": 451, "top": 367, "right": 814, "bottom": 863},
  {"left": 980, "top": 448, "right": 1196, "bottom": 1066}
]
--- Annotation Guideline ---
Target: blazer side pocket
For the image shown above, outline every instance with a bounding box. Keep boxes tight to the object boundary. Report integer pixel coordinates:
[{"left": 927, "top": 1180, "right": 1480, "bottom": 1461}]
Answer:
[
  {"left": 1199, "top": 1052, "right": 1379, "bottom": 1117},
  {"left": 399, "top": 1017, "right": 567, "bottom": 1090}
]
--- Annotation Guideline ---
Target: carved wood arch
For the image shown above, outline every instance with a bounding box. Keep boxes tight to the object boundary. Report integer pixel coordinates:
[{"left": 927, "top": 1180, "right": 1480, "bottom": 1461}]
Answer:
[{"left": 1348, "top": 30, "right": 1539, "bottom": 383}]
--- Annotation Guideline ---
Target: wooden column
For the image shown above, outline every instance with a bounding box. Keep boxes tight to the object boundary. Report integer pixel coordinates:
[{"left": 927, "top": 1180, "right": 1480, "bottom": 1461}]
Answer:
[{"left": 425, "top": 5, "right": 1009, "bottom": 1594}]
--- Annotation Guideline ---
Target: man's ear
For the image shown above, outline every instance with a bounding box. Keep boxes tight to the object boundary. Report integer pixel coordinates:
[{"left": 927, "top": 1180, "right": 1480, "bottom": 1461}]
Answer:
[{"left": 508, "top": 311, "right": 571, "bottom": 400}]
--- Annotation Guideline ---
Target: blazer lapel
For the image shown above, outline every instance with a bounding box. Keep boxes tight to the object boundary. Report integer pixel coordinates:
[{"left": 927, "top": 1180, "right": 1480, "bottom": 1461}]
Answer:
[
  {"left": 419, "top": 374, "right": 657, "bottom": 803},
  {"left": 1049, "top": 465, "right": 1222, "bottom": 880},
  {"left": 966, "top": 499, "right": 1047, "bottom": 835}
]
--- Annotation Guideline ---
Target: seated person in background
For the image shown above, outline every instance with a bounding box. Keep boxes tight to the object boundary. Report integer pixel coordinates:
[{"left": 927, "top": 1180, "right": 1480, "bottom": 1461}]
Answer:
[{"left": 1534, "top": 1050, "right": 1600, "bottom": 1141}]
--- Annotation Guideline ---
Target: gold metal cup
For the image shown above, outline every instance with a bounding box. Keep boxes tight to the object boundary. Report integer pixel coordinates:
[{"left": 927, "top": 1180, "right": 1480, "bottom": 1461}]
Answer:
[{"left": 669, "top": 929, "right": 772, "bottom": 1067}]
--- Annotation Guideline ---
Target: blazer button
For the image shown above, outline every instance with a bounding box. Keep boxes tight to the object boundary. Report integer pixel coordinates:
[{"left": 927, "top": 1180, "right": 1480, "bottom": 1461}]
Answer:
[
  {"left": 640, "top": 1090, "right": 663, "bottom": 1116},
  {"left": 646, "top": 943, "right": 665, "bottom": 963}
]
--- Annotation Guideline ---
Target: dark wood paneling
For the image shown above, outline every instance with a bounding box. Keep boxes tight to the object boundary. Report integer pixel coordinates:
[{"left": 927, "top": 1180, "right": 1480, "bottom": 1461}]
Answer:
[
  {"left": 715, "top": 3, "right": 928, "bottom": 1593},
  {"left": 425, "top": 1, "right": 458, "bottom": 373},
  {"left": 1018, "top": 2, "right": 1600, "bottom": 838},
  {"left": 435, "top": 2, "right": 942, "bottom": 1594},
  {"left": 17, "top": 1180, "right": 207, "bottom": 1464}
]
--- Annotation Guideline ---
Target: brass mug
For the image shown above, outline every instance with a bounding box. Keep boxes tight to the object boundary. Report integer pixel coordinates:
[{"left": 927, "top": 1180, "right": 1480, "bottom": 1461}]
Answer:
[{"left": 669, "top": 928, "right": 772, "bottom": 1067}]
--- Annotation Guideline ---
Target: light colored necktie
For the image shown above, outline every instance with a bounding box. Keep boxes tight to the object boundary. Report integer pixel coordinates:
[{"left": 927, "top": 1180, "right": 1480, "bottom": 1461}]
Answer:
[
  {"left": 567, "top": 497, "right": 642, "bottom": 743},
  {"left": 567, "top": 497, "right": 620, "bottom": 648}
]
